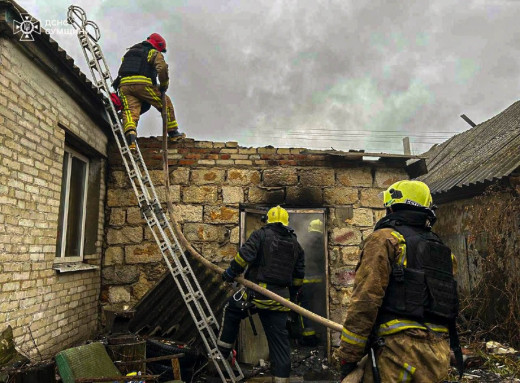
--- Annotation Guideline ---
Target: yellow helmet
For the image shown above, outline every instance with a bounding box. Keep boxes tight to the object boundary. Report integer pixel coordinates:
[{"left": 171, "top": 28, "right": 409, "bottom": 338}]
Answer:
[
  {"left": 308, "top": 219, "right": 323, "bottom": 233},
  {"left": 266, "top": 205, "right": 289, "bottom": 226},
  {"left": 383, "top": 180, "right": 433, "bottom": 209}
]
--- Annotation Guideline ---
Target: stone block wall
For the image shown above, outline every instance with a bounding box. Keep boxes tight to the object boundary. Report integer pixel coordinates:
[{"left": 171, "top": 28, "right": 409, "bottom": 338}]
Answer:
[
  {"left": 433, "top": 178, "right": 520, "bottom": 294},
  {"left": 0, "top": 38, "right": 108, "bottom": 357},
  {"left": 105, "top": 137, "right": 408, "bottom": 345}
]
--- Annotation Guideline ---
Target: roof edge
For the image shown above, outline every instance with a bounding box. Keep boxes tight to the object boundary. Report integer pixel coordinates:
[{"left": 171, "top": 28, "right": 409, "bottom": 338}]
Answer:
[{"left": 0, "top": 0, "right": 110, "bottom": 133}]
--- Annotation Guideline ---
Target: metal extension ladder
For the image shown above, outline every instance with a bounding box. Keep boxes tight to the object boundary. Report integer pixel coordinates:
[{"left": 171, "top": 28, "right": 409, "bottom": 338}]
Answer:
[{"left": 67, "top": 6, "right": 243, "bottom": 382}]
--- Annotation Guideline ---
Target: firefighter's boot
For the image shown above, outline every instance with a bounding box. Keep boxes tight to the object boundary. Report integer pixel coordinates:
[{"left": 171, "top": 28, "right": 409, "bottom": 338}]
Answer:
[
  {"left": 273, "top": 377, "right": 290, "bottom": 383},
  {"left": 125, "top": 131, "right": 137, "bottom": 151},
  {"left": 168, "top": 129, "right": 186, "bottom": 142}
]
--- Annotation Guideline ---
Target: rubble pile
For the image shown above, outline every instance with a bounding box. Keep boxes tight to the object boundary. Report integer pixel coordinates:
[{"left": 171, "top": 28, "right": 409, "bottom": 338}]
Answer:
[
  {"left": 290, "top": 345, "right": 339, "bottom": 382},
  {"left": 447, "top": 341, "right": 520, "bottom": 382}
]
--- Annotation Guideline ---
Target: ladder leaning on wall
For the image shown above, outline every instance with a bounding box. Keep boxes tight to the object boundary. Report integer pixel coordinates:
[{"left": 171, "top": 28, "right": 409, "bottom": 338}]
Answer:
[{"left": 67, "top": 6, "right": 244, "bottom": 382}]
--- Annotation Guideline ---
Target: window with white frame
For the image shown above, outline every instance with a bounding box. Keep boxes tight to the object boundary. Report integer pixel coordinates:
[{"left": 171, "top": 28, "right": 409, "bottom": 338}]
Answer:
[{"left": 56, "top": 147, "right": 89, "bottom": 262}]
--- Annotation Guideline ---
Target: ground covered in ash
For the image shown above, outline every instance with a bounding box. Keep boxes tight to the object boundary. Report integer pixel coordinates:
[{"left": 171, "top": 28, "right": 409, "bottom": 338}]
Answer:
[
  {"left": 236, "top": 344, "right": 340, "bottom": 382},
  {"left": 290, "top": 345, "right": 340, "bottom": 382},
  {"left": 195, "top": 340, "right": 519, "bottom": 382}
]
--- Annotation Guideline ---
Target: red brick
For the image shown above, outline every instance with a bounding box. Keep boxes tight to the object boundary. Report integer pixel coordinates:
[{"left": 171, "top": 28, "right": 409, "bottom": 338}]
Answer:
[{"left": 179, "top": 159, "right": 197, "bottom": 165}]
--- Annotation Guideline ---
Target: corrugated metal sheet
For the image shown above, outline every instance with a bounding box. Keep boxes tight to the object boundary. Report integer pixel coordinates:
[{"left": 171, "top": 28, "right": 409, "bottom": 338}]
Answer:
[
  {"left": 128, "top": 253, "right": 230, "bottom": 349},
  {"left": 420, "top": 101, "right": 520, "bottom": 194}
]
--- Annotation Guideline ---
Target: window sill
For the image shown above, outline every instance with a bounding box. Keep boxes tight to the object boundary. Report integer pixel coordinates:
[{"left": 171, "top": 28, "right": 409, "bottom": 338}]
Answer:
[{"left": 53, "top": 263, "right": 99, "bottom": 274}]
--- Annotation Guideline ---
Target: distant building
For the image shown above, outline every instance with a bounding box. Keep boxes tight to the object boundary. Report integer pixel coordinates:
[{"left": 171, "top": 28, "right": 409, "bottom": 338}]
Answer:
[{"left": 420, "top": 101, "right": 520, "bottom": 293}]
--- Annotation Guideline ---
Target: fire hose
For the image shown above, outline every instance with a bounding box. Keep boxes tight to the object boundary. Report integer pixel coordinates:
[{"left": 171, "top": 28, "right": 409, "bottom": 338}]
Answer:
[{"left": 160, "top": 93, "right": 365, "bottom": 382}]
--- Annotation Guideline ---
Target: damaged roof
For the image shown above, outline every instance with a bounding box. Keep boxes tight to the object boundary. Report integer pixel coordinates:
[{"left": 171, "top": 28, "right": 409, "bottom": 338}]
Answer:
[{"left": 419, "top": 100, "right": 520, "bottom": 197}]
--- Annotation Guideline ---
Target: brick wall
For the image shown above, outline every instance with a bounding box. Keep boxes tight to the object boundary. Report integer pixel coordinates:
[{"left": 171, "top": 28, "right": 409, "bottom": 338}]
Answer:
[
  {"left": 105, "top": 137, "right": 409, "bottom": 344},
  {"left": 0, "top": 38, "right": 108, "bottom": 357}
]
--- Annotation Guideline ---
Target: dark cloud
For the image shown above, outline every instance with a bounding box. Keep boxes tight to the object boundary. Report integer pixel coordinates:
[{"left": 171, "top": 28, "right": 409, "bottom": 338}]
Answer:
[{"left": 21, "top": 0, "right": 520, "bottom": 153}]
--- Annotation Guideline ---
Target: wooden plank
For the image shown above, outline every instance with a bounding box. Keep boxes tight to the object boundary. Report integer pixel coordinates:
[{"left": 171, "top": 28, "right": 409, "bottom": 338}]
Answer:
[
  {"left": 238, "top": 313, "right": 269, "bottom": 365},
  {"left": 113, "top": 353, "right": 184, "bottom": 364},
  {"left": 300, "top": 149, "right": 426, "bottom": 159},
  {"left": 75, "top": 375, "right": 158, "bottom": 382},
  {"left": 246, "top": 377, "right": 304, "bottom": 382},
  {"left": 171, "top": 357, "right": 182, "bottom": 380}
]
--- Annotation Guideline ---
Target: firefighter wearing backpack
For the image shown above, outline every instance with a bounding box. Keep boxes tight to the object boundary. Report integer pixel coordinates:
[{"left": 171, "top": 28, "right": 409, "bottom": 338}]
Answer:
[
  {"left": 217, "top": 206, "right": 305, "bottom": 383},
  {"left": 335, "top": 180, "right": 462, "bottom": 382},
  {"left": 114, "top": 33, "right": 184, "bottom": 150}
]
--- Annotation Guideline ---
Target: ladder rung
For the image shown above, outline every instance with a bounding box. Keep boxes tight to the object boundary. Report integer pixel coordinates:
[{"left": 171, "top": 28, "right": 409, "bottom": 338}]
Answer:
[
  {"left": 196, "top": 320, "right": 206, "bottom": 330},
  {"left": 159, "top": 241, "right": 169, "bottom": 252},
  {"left": 71, "top": 17, "right": 243, "bottom": 381},
  {"left": 171, "top": 267, "right": 181, "bottom": 276}
]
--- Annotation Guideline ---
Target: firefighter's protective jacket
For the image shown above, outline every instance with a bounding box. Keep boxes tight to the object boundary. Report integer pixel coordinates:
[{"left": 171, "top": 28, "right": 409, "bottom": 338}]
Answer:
[
  {"left": 230, "top": 223, "right": 305, "bottom": 311},
  {"left": 117, "top": 41, "right": 169, "bottom": 88},
  {"left": 336, "top": 209, "right": 456, "bottom": 363}
]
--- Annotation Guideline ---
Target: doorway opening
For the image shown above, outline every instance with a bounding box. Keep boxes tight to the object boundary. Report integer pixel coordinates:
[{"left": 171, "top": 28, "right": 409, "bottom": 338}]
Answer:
[{"left": 237, "top": 206, "right": 329, "bottom": 368}]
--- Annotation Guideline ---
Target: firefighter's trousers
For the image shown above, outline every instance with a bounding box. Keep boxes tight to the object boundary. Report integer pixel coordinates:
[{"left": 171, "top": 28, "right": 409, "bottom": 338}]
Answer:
[
  {"left": 297, "top": 281, "right": 326, "bottom": 344},
  {"left": 118, "top": 83, "right": 178, "bottom": 136},
  {"left": 217, "top": 296, "right": 291, "bottom": 378},
  {"left": 362, "top": 329, "right": 450, "bottom": 383}
]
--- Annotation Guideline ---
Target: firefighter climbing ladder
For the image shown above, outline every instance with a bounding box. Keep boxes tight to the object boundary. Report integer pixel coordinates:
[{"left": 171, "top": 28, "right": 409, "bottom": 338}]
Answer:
[{"left": 67, "top": 6, "right": 244, "bottom": 382}]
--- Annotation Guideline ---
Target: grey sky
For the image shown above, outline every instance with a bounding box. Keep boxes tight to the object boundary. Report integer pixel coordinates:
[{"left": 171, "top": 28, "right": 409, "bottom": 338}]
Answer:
[{"left": 21, "top": 0, "right": 520, "bottom": 154}]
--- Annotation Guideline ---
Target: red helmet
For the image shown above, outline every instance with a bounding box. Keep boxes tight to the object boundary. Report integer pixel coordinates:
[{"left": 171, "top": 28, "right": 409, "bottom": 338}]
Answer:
[{"left": 147, "top": 33, "right": 167, "bottom": 52}]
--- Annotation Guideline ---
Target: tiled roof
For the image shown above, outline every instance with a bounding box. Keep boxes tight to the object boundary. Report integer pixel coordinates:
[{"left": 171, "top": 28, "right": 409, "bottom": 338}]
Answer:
[{"left": 420, "top": 101, "right": 520, "bottom": 195}]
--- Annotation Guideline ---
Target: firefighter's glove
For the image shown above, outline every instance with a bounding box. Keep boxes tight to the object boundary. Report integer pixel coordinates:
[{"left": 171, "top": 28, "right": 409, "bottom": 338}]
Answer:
[
  {"left": 340, "top": 360, "right": 357, "bottom": 380},
  {"left": 289, "top": 286, "right": 302, "bottom": 302},
  {"left": 222, "top": 267, "right": 237, "bottom": 283}
]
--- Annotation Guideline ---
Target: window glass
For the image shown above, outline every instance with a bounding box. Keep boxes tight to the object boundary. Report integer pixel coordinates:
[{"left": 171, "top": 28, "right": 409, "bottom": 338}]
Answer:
[
  {"left": 56, "top": 148, "right": 89, "bottom": 261},
  {"left": 65, "top": 157, "right": 87, "bottom": 258}
]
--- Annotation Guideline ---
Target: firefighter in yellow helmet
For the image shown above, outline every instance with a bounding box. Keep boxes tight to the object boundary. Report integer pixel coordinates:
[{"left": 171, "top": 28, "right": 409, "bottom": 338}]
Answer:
[
  {"left": 335, "top": 180, "right": 461, "bottom": 382},
  {"left": 290, "top": 218, "right": 325, "bottom": 346},
  {"left": 217, "top": 206, "right": 305, "bottom": 382},
  {"left": 113, "top": 33, "right": 185, "bottom": 150}
]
